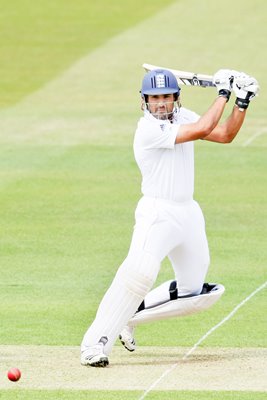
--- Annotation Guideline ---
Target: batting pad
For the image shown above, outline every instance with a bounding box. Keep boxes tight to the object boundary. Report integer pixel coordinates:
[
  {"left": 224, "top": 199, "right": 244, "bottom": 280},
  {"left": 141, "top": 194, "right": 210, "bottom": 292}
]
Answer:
[
  {"left": 81, "top": 251, "right": 160, "bottom": 355},
  {"left": 127, "top": 283, "right": 225, "bottom": 326}
]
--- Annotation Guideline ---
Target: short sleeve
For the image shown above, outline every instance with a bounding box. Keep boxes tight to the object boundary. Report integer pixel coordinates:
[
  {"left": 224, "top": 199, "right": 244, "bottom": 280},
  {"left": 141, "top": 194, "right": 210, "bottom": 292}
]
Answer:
[{"left": 135, "top": 118, "right": 178, "bottom": 150}]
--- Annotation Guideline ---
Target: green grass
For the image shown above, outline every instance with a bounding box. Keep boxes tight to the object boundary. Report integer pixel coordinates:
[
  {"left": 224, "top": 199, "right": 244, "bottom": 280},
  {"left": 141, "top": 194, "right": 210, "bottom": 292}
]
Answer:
[
  {"left": 0, "top": 0, "right": 266, "bottom": 398},
  {"left": 0, "top": 391, "right": 266, "bottom": 400},
  {"left": 0, "top": 144, "right": 138, "bottom": 345},
  {"left": 0, "top": 0, "right": 175, "bottom": 107},
  {"left": 0, "top": 143, "right": 266, "bottom": 347}
]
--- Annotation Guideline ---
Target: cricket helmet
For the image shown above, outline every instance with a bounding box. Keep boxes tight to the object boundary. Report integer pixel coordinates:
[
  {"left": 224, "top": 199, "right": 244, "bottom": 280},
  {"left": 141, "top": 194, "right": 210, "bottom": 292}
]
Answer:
[{"left": 141, "top": 69, "right": 181, "bottom": 97}]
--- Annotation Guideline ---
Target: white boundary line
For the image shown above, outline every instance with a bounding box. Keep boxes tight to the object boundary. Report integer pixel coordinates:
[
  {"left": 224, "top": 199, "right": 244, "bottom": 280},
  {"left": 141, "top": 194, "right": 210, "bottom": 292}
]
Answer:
[
  {"left": 138, "top": 281, "right": 267, "bottom": 400},
  {"left": 242, "top": 128, "right": 267, "bottom": 147}
]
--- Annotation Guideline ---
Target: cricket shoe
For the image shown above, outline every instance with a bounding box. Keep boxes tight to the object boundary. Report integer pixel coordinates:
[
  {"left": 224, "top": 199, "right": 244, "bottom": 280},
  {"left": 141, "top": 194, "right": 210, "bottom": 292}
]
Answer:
[
  {"left": 119, "top": 326, "right": 136, "bottom": 352},
  {"left": 81, "top": 336, "right": 109, "bottom": 367}
]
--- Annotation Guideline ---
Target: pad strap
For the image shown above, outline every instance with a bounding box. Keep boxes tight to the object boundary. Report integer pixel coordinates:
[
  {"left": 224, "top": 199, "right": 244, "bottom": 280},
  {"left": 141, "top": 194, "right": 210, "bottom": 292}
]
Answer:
[{"left": 169, "top": 280, "right": 178, "bottom": 300}]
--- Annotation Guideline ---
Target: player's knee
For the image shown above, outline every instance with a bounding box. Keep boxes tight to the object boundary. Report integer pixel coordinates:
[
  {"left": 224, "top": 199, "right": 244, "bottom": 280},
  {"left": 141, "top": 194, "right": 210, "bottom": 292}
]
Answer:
[
  {"left": 123, "top": 270, "right": 153, "bottom": 298},
  {"left": 117, "top": 252, "right": 160, "bottom": 298}
]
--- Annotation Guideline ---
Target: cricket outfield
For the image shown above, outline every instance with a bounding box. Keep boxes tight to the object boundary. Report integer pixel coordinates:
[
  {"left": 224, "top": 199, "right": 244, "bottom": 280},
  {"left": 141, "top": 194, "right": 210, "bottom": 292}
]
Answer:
[{"left": 0, "top": 0, "right": 266, "bottom": 399}]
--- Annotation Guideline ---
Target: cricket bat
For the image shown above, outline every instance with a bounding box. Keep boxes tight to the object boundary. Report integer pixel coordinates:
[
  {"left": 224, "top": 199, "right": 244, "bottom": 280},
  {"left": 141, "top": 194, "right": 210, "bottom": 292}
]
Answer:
[{"left": 143, "top": 63, "right": 215, "bottom": 88}]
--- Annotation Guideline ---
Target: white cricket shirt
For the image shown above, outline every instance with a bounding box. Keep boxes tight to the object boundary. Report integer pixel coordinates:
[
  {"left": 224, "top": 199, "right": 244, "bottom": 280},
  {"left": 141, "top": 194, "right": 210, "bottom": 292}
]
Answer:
[{"left": 134, "top": 107, "right": 199, "bottom": 203}]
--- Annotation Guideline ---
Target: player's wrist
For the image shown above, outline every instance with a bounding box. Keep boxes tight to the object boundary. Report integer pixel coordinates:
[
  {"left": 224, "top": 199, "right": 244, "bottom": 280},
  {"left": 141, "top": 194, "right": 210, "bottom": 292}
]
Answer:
[
  {"left": 218, "top": 89, "right": 231, "bottom": 102},
  {"left": 235, "top": 97, "right": 250, "bottom": 111}
]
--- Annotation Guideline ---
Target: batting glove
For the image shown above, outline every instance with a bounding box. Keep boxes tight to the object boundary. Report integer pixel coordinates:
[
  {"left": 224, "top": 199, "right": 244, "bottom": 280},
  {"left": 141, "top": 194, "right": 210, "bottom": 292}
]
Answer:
[
  {"left": 233, "top": 73, "right": 259, "bottom": 111},
  {"left": 213, "top": 69, "right": 235, "bottom": 102}
]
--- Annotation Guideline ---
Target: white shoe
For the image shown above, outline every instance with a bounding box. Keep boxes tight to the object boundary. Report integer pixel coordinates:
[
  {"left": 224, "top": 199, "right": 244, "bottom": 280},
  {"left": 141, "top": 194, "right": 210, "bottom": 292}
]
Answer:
[
  {"left": 119, "top": 326, "right": 136, "bottom": 352},
  {"left": 81, "top": 337, "right": 109, "bottom": 367}
]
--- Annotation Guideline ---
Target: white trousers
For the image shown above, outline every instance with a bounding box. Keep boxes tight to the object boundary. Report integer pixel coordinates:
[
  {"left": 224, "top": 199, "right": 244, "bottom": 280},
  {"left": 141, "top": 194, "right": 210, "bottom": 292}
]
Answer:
[
  {"left": 130, "top": 196, "right": 210, "bottom": 295},
  {"left": 81, "top": 196, "right": 210, "bottom": 354}
]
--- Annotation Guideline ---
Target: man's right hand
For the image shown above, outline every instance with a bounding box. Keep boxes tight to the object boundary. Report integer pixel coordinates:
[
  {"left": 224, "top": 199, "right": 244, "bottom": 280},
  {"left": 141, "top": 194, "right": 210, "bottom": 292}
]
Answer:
[{"left": 213, "top": 69, "right": 235, "bottom": 102}]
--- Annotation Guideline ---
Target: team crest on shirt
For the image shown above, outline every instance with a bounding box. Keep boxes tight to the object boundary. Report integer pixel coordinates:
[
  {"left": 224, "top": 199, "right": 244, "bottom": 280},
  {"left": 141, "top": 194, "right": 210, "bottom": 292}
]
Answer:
[{"left": 160, "top": 124, "right": 167, "bottom": 132}]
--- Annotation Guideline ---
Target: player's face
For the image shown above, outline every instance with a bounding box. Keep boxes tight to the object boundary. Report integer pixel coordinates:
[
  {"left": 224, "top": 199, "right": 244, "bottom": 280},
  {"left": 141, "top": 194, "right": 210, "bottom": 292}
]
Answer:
[{"left": 147, "top": 94, "right": 175, "bottom": 120}]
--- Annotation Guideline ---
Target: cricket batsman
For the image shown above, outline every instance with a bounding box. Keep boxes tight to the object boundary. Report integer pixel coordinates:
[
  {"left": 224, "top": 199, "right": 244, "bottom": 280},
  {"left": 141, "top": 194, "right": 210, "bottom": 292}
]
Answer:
[{"left": 81, "top": 67, "right": 259, "bottom": 367}]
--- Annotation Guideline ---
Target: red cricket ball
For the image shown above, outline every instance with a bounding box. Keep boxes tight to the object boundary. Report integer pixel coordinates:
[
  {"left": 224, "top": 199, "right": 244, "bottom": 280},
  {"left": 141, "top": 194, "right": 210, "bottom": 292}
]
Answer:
[{"left": 7, "top": 367, "right": 21, "bottom": 382}]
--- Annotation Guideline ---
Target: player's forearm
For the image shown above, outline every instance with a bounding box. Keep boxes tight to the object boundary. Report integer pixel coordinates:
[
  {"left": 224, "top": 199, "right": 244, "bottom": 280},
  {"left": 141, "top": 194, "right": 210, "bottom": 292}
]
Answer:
[
  {"left": 221, "top": 105, "right": 246, "bottom": 137},
  {"left": 176, "top": 96, "right": 227, "bottom": 143},
  {"left": 204, "top": 105, "right": 247, "bottom": 143}
]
